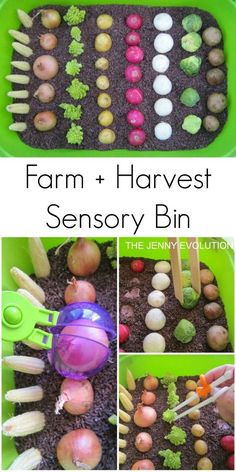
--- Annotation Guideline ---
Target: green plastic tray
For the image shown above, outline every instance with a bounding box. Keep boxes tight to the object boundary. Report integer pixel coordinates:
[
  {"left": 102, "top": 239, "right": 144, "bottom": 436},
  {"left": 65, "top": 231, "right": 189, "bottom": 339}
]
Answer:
[
  {"left": 119, "top": 237, "right": 234, "bottom": 346},
  {"left": 1, "top": 237, "right": 113, "bottom": 470},
  {"left": 0, "top": 0, "right": 236, "bottom": 157}
]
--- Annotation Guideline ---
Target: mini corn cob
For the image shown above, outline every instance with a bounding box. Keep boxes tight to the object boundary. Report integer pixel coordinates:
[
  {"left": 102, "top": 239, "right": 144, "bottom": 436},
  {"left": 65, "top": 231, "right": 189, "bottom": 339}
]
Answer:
[
  {"left": 3, "top": 356, "right": 45, "bottom": 375},
  {"left": 119, "top": 451, "right": 127, "bottom": 465},
  {"left": 12, "top": 42, "right": 33, "bottom": 58},
  {"left": 28, "top": 238, "right": 51, "bottom": 278},
  {"left": 119, "top": 423, "right": 129, "bottom": 435},
  {"left": 119, "top": 383, "right": 132, "bottom": 400},
  {"left": 17, "top": 288, "right": 44, "bottom": 308},
  {"left": 8, "top": 90, "right": 29, "bottom": 99},
  {"left": 2, "top": 411, "right": 45, "bottom": 437},
  {"left": 119, "top": 409, "right": 131, "bottom": 423},
  {"left": 9, "top": 448, "right": 42, "bottom": 470},
  {"left": 9, "top": 123, "right": 27, "bottom": 132},
  {"left": 9, "top": 30, "right": 30, "bottom": 45},
  {"left": 10, "top": 267, "right": 45, "bottom": 303},
  {"left": 17, "top": 9, "right": 33, "bottom": 28},
  {"left": 11, "top": 61, "right": 31, "bottom": 72},
  {"left": 5, "top": 385, "right": 43, "bottom": 403},
  {"left": 6, "top": 74, "right": 30, "bottom": 85},
  {"left": 119, "top": 439, "right": 127, "bottom": 449},
  {"left": 6, "top": 103, "right": 30, "bottom": 114},
  {"left": 119, "top": 393, "right": 134, "bottom": 411},
  {"left": 127, "top": 368, "right": 136, "bottom": 391}
]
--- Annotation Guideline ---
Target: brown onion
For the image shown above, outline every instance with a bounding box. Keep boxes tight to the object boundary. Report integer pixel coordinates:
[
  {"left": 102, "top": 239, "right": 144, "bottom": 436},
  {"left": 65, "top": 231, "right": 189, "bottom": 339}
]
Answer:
[
  {"left": 41, "top": 9, "right": 61, "bottom": 29},
  {"left": 134, "top": 404, "right": 157, "bottom": 427},
  {"left": 57, "top": 429, "right": 102, "bottom": 470},
  {"left": 55, "top": 378, "right": 94, "bottom": 415},
  {"left": 141, "top": 390, "right": 156, "bottom": 405},
  {"left": 33, "top": 55, "right": 59, "bottom": 80},
  {"left": 131, "top": 459, "right": 155, "bottom": 470},
  {"left": 143, "top": 374, "right": 159, "bottom": 391},
  {"left": 40, "top": 33, "right": 58, "bottom": 50},
  {"left": 34, "top": 83, "right": 55, "bottom": 103},
  {"left": 67, "top": 238, "right": 101, "bottom": 276},
  {"left": 34, "top": 111, "right": 57, "bottom": 131},
  {"left": 135, "top": 432, "right": 153, "bottom": 452},
  {"left": 64, "top": 277, "right": 96, "bottom": 304}
]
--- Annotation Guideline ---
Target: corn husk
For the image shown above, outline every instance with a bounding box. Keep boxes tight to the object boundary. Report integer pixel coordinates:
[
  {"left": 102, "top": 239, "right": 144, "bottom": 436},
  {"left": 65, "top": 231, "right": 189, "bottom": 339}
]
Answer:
[
  {"left": 126, "top": 368, "right": 136, "bottom": 391},
  {"left": 11, "top": 61, "right": 31, "bottom": 72},
  {"left": 2, "top": 411, "right": 45, "bottom": 437},
  {"left": 3, "top": 355, "right": 45, "bottom": 375},
  {"left": 6, "top": 74, "right": 30, "bottom": 85},
  {"left": 5, "top": 386, "right": 43, "bottom": 403},
  {"left": 28, "top": 238, "right": 51, "bottom": 278},
  {"left": 9, "top": 30, "right": 30, "bottom": 45},
  {"left": 9, "top": 448, "right": 42, "bottom": 470},
  {"left": 10, "top": 266, "right": 45, "bottom": 303},
  {"left": 17, "top": 9, "right": 33, "bottom": 28},
  {"left": 8, "top": 90, "right": 29, "bottom": 99},
  {"left": 12, "top": 42, "right": 33, "bottom": 57},
  {"left": 9, "top": 123, "right": 27, "bottom": 132}
]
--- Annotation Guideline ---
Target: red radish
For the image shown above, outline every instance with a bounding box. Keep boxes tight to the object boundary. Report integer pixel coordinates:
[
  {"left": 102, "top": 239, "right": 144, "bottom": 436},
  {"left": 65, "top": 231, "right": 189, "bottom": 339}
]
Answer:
[
  {"left": 128, "top": 129, "right": 146, "bottom": 147},
  {"left": 126, "top": 46, "right": 144, "bottom": 63},
  {"left": 127, "top": 109, "right": 145, "bottom": 127},
  {"left": 131, "top": 459, "right": 155, "bottom": 470},
  {"left": 126, "top": 14, "right": 143, "bottom": 30},
  {"left": 131, "top": 259, "right": 145, "bottom": 272},
  {"left": 135, "top": 432, "right": 153, "bottom": 452},
  {"left": 134, "top": 404, "right": 157, "bottom": 427},
  {"left": 141, "top": 390, "right": 156, "bottom": 405},
  {"left": 67, "top": 238, "right": 101, "bottom": 276},
  {"left": 125, "top": 31, "right": 141, "bottom": 46},
  {"left": 226, "top": 454, "right": 234, "bottom": 470},
  {"left": 55, "top": 378, "right": 94, "bottom": 415},
  {"left": 119, "top": 324, "right": 130, "bottom": 343},
  {"left": 220, "top": 435, "right": 234, "bottom": 453},
  {"left": 125, "top": 65, "right": 142, "bottom": 83},
  {"left": 57, "top": 429, "right": 102, "bottom": 470},
  {"left": 126, "top": 88, "right": 144, "bottom": 105},
  {"left": 64, "top": 278, "right": 96, "bottom": 304},
  {"left": 143, "top": 374, "right": 159, "bottom": 390}
]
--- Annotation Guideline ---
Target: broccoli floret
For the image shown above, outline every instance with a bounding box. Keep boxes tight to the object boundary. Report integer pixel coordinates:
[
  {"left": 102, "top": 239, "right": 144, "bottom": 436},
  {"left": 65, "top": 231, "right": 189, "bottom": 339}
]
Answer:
[
  {"left": 59, "top": 103, "right": 83, "bottom": 121},
  {"left": 66, "top": 123, "right": 84, "bottom": 145},
  {"left": 66, "top": 79, "right": 89, "bottom": 100},
  {"left": 167, "top": 382, "right": 179, "bottom": 408},
  {"left": 71, "top": 26, "right": 82, "bottom": 41},
  {"left": 165, "top": 426, "right": 187, "bottom": 446},
  {"left": 65, "top": 59, "right": 82, "bottom": 77},
  {"left": 69, "top": 40, "right": 84, "bottom": 57},
  {"left": 162, "top": 409, "right": 177, "bottom": 424},
  {"left": 161, "top": 373, "right": 178, "bottom": 387},
  {"left": 64, "top": 6, "right": 86, "bottom": 26},
  {"left": 159, "top": 449, "right": 181, "bottom": 469}
]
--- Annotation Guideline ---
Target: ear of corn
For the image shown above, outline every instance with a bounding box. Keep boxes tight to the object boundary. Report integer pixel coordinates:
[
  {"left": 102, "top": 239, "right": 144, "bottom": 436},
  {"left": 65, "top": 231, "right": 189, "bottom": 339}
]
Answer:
[
  {"left": 17, "top": 288, "right": 44, "bottom": 308},
  {"left": 9, "top": 30, "right": 30, "bottom": 45},
  {"left": 12, "top": 42, "right": 33, "bottom": 57},
  {"left": 5, "top": 385, "right": 43, "bottom": 403},
  {"left": 2, "top": 411, "right": 45, "bottom": 437},
  {"left": 8, "top": 90, "right": 29, "bottom": 99},
  {"left": 119, "top": 439, "right": 127, "bottom": 449},
  {"left": 119, "top": 383, "right": 132, "bottom": 400},
  {"left": 11, "top": 61, "right": 31, "bottom": 72},
  {"left": 28, "top": 238, "right": 51, "bottom": 278},
  {"left": 3, "top": 355, "right": 45, "bottom": 375},
  {"left": 9, "top": 123, "right": 27, "bottom": 132},
  {"left": 9, "top": 448, "right": 42, "bottom": 470},
  {"left": 6, "top": 104, "right": 30, "bottom": 114},
  {"left": 126, "top": 368, "right": 136, "bottom": 391},
  {"left": 119, "top": 393, "right": 134, "bottom": 411},
  {"left": 17, "top": 9, "right": 33, "bottom": 28},
  {"left": 6, "top": 74, "right": 30, "bottom": 85},
  {"left": 10, "top": 267, "right": 45, "bottom": 303},
  {"left": 119, "top": 409, "right": 131, "bottom": 423},
  {"left": 119, "top": 451, "right": 127, "bottom": 465},
  {"left": 119, "top": 423, "right": 129, "bottom": 435}
]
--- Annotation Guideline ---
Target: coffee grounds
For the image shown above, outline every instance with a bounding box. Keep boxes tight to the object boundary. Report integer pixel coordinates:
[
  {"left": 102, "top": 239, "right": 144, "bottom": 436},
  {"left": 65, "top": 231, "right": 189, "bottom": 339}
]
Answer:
[
  {"left": 120, "top": 376, "right": 234, "bottom": 470},
  {"left": 119, "top": 258, "right": 232, "bottom": 353},
  {"left": 12, "top": 5, "right": 227, "bottom": 152},
  {"left": 14, "top": 241, "right": 117, "bottom": 470}
]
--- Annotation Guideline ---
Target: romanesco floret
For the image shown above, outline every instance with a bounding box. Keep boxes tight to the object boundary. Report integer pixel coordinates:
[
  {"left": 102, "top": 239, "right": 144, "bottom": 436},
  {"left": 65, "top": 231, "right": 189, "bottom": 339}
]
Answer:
[
  {"left": 66, "top": 123, "right": 84, "bottom": 145},
  {"left": 60, "top": 103, "right": 83, "bottom": 121},
  {"left": 63, "top": 6, "right": 86, "bottom": 26},
  {"left": 167, "top": 382, "right": 179, "bottom": 408},
  {"left": 106, "top": 240, "right": 117, "bottom": 269},
  {"left": 161, "top": 373, "right": 178, "bottom": 387},
  {"left": 66, "top": 79, "right": 89, "bottom": 100},
  {"left": 162, "top": 409, "right": 177, "bottom": 424},
  {"left": 165, "top": 426, "right": 186, "bottom": 446},
  {"left": 71, "top": 26, "right": 82, "bottom": 41},
  {"left": 159, "top": 449, "right": 181, "bottom": 469},
  {"left": 65, "top": 59, "right": 82, "bottom": 76},
  {"left": 69, "top": 40, "right": 84, "bottom": 57}
]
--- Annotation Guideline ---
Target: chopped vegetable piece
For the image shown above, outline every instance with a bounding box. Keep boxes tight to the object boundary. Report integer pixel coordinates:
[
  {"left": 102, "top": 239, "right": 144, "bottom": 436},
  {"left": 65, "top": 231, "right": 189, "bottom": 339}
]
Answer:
[
  {"left": 69, "top": 40, "right": 84, "bottom": 57},
  {"left": 162, "top": 409, "right": 177, "bottom": 424},
  {"left": 182, "top": 115, "right": 202, "bottom": 135},
  {"left": 165, "top": 426, "right": 187, "bottom": 446},
  {"left": 159, "top": 449, "right": 181, "bottom": 469},
  {"left": 182, "top": 14, "right": 202, "bottom": 33},
  {"left": 180, "top": 88, "right": 200, "bottom": 107},
  {"left": 66, "top": 59, "right": 82, "bottom": 76},
  {"left": 71, "top": 27, "right": 82, "bottom": 41},
  {"left": 66, "top": 123, "right": 84, "bottom": 145},
  {"left": 108, "top": 414, "right": 117, "bottom": 425},
  {"left": 181, "top": 32, "right": 202, "bottom": 52},
  {"left": 63, "top": 6, "right": 86, "bottom": 26},
  {"left": 66, "top": 79, "right": 89, "bottom": 100},
  {"left": 60, "top": 103, "right": 83, "bottom": 121},
  {"left": 180, "top": 56, "right": 202, "bottom": 76}
]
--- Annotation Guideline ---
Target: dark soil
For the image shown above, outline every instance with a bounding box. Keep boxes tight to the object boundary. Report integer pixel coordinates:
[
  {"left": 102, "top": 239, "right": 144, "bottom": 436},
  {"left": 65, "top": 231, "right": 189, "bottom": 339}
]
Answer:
[
  {"left": 120, "top": 376, "right": 234, "bottom": 470},
  {"left": 14, "top": 241, "right": 117, "bottom": 470},
  {"left": 12, "top": 5, "right": 227, "bottom": 151},
  {"left": 119, "top": 258, "right": 232, "bottom": 353}
]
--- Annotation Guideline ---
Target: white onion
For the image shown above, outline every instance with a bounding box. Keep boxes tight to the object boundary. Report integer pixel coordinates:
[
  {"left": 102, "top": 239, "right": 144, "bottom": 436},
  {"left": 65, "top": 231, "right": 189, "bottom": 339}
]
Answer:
[
  {"left": 154, "top": 261, "right": 171, "bottom": 273},
  {"left": 153, "top": 75, "right": 172, "bottom": 95},
  {"left": 152, "top": 54, "right": 170, "bottom": 73},
  {"left": 143, "top": 333, "right": 166, "bottom": 352},
  {"left": 152, "top": 273, "right": 170, "bottom": 290},
  {"left": 148, "top": 290, "right": 165, "bottom": 307},
  {"left": 155, "top": 122, "right": 172, "bottom": 140},
  {"left": 153, "top": 13, "right": 173, "bottom": 31},
  {"left": 154, "top": 33, "right": 174, "bottom": 53},
  {"left": 154, "top": 98, "right": 173, "bottom": 117},
  {"left": 145, "top": 308, "right": 166, "bottom": 331}
]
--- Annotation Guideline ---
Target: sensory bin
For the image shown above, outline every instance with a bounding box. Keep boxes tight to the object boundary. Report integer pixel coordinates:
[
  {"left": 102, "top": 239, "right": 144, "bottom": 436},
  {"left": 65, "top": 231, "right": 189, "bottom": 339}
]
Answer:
[
  {"left": 6, "top": 5, "right": 227, "bottom": 151},
  {"left": 2, "top": 238, "right": 117, "bottom": 470}
]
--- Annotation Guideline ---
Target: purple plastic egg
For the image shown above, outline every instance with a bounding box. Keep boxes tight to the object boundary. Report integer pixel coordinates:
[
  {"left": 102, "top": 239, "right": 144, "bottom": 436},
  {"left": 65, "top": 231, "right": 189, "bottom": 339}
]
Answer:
[
  {"left": 125, "top": 31, "right": 141, "bottom": 46},
  {"left": 125, "top": 64, "right": 142, "bottom": 83},
  {"left": 128, "top": 128, "right": 146, "bottom": 147},
  {"left": 127, "top": 109, "right": 145, "bottom": 127},
  {"left": 126, "top": 46, "right": 144, "bottom": 63},
  {"left": 126, "top": 87, "right": 144, "bottom": 105},
  {"left": 126, "top": 13, "right": 143, "bottom": 30}
]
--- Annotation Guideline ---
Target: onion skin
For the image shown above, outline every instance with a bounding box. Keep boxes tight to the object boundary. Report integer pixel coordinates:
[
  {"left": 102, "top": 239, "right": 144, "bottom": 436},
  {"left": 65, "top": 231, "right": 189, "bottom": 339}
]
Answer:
[
  {"left": 131, "top": 459, "right": 155, "bottom": 470},
  {"left": 143, "top": 375, "right": 159, "bottom": 391},
  {"left": 134, "top": 405, "right": 157, "bottom": 427},
  {"left": 57, "top": 429, "right": 102, "bottom": 470},
  {"left": 64, "top": 278, "right": 96, "bottom": 304},
  {"left": 55, "top": 378, "right": 94, "bottom": 415},
  {"left": 34, "top": 111, "right": 57, "bottom": 132},
  {"left": 135, "top": 432, "right": 153, "bottom": 452},
  {"left": 67, "top": 238, "right": 101, "bottom": 276},
  {"left": 33, "top": 55, "right": 59, "bottom": 80},
  {"left": 40, "top": 33, "right": 58, "bottom": 50},
  {"left": 41, "top": 9, "right": 61, "bottom": 29},
  {"left": 34, "top": 83, "right": 55, "bottom": 103},
  {"left": 141, "top": 390, "right": 156, "bottom": 405}
]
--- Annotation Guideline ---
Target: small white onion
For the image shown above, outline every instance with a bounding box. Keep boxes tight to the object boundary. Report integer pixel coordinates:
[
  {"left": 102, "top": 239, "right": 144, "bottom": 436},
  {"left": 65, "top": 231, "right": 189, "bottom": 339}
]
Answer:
[
  {"left": 154, "top": 33, "right": 174, "bottom": 53},
  {"left": 143, "top": 333, "right": 166, "bottom": 352},
  {"left": 154, "top": 261, "right": 171, "bottom": 273},
  {"left": 152, "top": 273, "right": 170, "bottom": 290},
  {"left": 155, "top": 122, "right": 172, "bottom": 141},
  {"left": 152, "top": 54, "right": 170, "bottom": 73},
  {"left": 154, "top": 98, "right": 173, "bottom": 117},
  {"left": 153, "top": 75, "right": 172, "bottom": 95},
  {"left": 145, "top": 308, "right": 166, "bottom": 331},
  {"left": 153, "top": 13, "right": 173, "bottom": 31},
  {"left": 148, "top": 290, "right": 165, "bottom": 307}
]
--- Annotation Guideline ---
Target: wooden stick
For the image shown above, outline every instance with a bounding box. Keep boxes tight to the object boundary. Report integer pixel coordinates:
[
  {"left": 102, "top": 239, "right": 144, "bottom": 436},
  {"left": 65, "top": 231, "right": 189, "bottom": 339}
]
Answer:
[
  {"left": 169, "top": 238, "right": 183, "bottom": 304},
  {"left": 188, "top": 237, "right": 201, "bottom": 294}
]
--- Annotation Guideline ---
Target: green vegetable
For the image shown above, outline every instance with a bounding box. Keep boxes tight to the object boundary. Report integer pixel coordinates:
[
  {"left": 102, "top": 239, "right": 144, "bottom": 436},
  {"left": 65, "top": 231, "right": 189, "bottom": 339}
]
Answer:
[
  {"left": 167, "top": 382, "right": 179, "bottom": 408},
  {"left": 180, "top": 88, "right": 200, "bottom": 107},
  {"left": 71, "top": 27, "right": 82, "bottom": 41},
  {"left": 161, "top": 374, "right": 178, "bottom": 387},
  {"left": 182, "top": 14, "right": 202, "bottom": 33},
  {"left": 162, "top": 409, "right": 177, "bottom": 424},
  {"left": 182, "top": 259, "right": 190, "bottom": 270},
  {"left": 106, "top": 240, "right": 117, "bottom": 269},
  {"left": 182, "top": 115, "right": 202, "bottom": 135},
  {"left": 181, "top": 270, "right": 192, "bottom": 288},
  {"left": 180, "top": 56, "right": 202, "bottom": 76},
  {"left": 59, "top": 103, "right": 83, "bottom": 121},
  {"left": 174, "top": 319, "right": 196, "bottom": 343},
  {"left": 66, "top": 59, "right": 82, "bottom": 76},
  {"left": 66, "top": 123, "right": 84, "bottom": 145},
  {"left": 108, "top": 414, "right": 117, "bottom": 425},
  {"left": 63, "top": 6, "right": 86, "bottom": 26},
  {"left": 182, "top": 287, "right": 200, "bottom": 308},
  {"left": 159, "top": 449, "right": 181, "bottom": 469},
  {"left": 66, "top": 79, "right": 89, "bottom": 100},
  {"left": 69, "top": 40, "right": 84, "bottom": 57},
  {"left": 165, "top": 426, "right": 187, "bottom": 446},
  {"left": 181, "top": 32, "right": 202, "bottom": 52}
]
